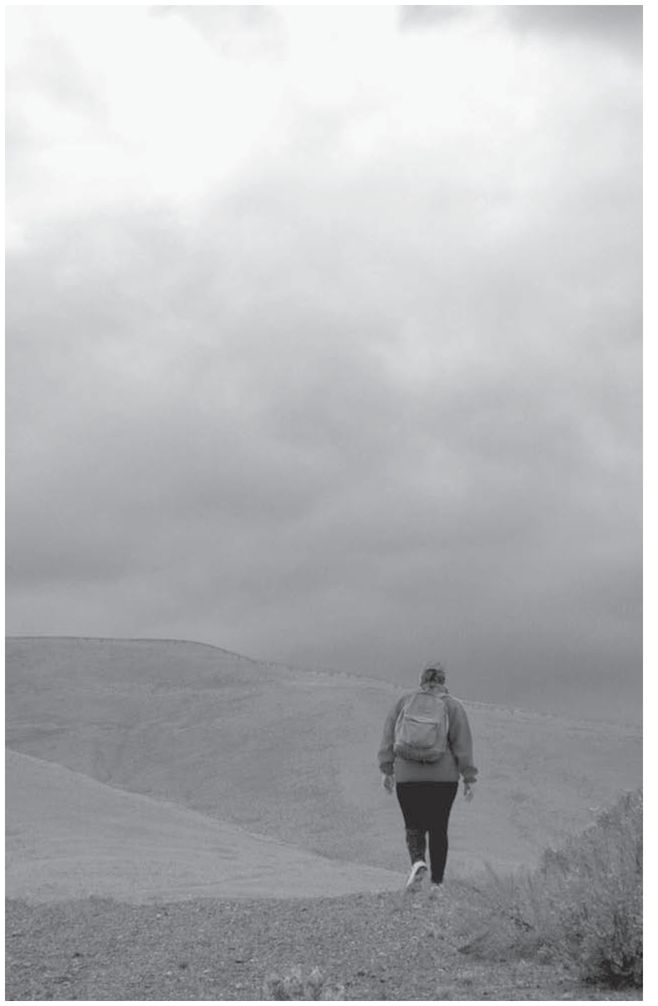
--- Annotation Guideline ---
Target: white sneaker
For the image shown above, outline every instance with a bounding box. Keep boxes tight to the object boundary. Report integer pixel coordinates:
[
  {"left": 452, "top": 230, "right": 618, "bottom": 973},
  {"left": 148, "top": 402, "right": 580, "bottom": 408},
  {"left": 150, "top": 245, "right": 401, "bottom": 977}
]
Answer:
[{"left": 405, "top": 860, "right": 428, "bottom": 891}]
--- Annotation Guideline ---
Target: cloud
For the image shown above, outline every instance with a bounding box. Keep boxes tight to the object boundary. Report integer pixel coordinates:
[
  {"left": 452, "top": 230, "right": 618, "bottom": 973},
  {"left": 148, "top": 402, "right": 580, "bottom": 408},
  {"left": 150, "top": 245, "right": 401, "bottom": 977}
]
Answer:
[
  {"left": 400, "top": 4, "right": 642, "bottom": 58},
  {"left": 503, "top": 5, "right": 642, "bottom": 52},
  {"left": 5, "top": 6, "right": 642, "bottom": 720}
]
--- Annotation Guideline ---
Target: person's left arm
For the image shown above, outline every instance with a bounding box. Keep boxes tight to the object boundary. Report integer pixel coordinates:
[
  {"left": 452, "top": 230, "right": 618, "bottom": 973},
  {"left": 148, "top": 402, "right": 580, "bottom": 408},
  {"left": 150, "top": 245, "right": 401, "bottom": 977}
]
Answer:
[
  {"left": 447, "top": 698, "right": 478, "bottom": 785},
  {"left": 377, "top": 697, "right": 404, "bottom": 777}
]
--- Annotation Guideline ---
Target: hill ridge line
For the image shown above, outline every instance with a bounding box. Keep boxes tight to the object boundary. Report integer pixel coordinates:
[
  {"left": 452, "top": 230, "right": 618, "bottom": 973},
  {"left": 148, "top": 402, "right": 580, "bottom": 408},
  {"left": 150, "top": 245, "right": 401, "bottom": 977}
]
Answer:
[
  {"left": 5, "top": 634, "right": 255, "bottom": 662},
  {"left": 5, "top": 635, "right": 640, "bottom": 730}
]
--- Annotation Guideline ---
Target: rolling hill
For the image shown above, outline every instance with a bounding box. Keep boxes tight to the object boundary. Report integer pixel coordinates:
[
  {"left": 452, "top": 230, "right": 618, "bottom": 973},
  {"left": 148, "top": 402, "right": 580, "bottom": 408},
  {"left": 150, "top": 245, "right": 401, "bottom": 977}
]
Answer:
[
  {"left": 6, "top": 749, "right": 401, "bottom": 902},
  {"left": 5, "top": 636, "right": 642, "bottom": 898}
]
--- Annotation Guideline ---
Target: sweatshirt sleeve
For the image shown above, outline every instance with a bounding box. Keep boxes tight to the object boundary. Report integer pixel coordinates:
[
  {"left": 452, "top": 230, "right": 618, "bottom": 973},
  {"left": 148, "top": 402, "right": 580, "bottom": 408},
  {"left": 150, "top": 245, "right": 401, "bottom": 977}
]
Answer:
[
  {"left": 447, "top": 698, "right": 478, "bottom": 784},
  {"left": 377, "top": 697, "right": 404, "bottom": 775}
]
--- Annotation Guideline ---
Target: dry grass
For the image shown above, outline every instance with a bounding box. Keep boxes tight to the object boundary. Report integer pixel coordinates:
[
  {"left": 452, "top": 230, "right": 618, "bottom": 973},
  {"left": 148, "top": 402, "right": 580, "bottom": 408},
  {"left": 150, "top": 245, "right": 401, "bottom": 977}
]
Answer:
[
  {"left": 457, "top": 790, "right": 642, "bottom": 988},
  {"left": 262, "top": 965, "right": 346, "bottom": 1000},
  {"left": 6, "top": 636, "right": 642, "bottom": 877}
]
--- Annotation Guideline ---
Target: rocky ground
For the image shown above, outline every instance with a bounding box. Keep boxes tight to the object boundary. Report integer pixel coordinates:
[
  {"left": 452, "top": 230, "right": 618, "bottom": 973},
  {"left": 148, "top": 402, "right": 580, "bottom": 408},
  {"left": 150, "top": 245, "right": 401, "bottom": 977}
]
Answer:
[{"left": 5, "top": 885, "right": 641, "bottom": 1001}]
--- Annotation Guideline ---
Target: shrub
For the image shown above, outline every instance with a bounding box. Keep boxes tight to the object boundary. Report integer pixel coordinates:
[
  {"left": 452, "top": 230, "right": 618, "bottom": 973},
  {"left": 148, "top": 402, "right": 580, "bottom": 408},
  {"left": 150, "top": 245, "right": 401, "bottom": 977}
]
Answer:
[
  {"left": 262, "top": 965, "right": 346, "bottom": 1000},
  {"left": 459, "top": 789, "right": 642, "bottom": 987}
]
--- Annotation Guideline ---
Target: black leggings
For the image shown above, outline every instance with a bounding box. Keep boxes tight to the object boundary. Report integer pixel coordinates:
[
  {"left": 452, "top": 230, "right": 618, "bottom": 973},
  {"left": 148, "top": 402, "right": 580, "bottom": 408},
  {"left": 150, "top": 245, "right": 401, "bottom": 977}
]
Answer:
[{"left": 396, "top": 781, "right": 459, "bottom": 884}]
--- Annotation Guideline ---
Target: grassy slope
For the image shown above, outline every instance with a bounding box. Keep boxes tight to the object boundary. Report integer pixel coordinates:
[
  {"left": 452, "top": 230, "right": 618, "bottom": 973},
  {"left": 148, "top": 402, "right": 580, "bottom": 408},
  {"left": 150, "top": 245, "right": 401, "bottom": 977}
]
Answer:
[
  {"left": 6, "top": 749, "right": 402, "bottom": 902},
  {"left": 5, "top": 636, "right": 641, "bottom": 876}
]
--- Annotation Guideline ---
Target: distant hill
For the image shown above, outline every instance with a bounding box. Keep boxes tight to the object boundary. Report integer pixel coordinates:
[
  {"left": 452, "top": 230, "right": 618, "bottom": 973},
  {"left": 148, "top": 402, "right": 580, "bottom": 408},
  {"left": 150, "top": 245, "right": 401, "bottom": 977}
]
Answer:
[{"left": 5, "top": 637, "right": 642, "bottom": 879}]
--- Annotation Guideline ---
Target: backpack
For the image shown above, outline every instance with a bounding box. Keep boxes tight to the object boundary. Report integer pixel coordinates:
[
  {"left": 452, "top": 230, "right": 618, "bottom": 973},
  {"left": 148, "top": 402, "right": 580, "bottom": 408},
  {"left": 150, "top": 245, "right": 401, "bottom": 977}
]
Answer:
[{"left": 393, "top": 690, "right": 450, "bottom": 762}]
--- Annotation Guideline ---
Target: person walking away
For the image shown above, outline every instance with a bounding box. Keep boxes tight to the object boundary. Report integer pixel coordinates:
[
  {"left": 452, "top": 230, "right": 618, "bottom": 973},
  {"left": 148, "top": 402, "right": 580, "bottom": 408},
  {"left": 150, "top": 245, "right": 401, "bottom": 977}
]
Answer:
[{"left": 378, "top": 663, "right": 477, "bottom": 892}]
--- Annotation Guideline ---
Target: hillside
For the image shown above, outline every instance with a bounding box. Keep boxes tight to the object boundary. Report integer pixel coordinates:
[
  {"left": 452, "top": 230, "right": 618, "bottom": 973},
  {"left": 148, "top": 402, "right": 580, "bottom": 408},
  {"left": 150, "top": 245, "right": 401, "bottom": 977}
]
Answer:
[
  {"left": 6, "top": 749, "right": 401, "bottom": 902},
  {"left": 5, "top": 636, "right": 642, "bottom": 879}
]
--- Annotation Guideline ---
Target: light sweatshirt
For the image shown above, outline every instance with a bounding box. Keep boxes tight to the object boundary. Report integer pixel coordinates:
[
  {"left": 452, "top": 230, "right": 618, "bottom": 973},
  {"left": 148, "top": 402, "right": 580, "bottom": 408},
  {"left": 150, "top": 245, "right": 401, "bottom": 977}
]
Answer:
[{"left": 377, "top": 685, "right": 478, "bottom": 784}]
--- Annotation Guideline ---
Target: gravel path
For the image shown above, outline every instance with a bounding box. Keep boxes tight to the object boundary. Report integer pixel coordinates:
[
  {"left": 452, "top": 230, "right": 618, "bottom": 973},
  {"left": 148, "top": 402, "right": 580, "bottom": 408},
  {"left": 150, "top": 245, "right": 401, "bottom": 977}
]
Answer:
[{"left": 5, "top": 888, "right": 640, "bottom": 1001}]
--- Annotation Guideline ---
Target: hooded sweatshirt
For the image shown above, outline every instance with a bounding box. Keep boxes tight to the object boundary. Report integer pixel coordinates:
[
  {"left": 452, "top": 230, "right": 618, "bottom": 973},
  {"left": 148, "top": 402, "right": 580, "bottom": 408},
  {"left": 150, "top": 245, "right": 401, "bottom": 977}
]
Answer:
[{"left": 377, "top": 684, "right": 478, "bottom": 784}]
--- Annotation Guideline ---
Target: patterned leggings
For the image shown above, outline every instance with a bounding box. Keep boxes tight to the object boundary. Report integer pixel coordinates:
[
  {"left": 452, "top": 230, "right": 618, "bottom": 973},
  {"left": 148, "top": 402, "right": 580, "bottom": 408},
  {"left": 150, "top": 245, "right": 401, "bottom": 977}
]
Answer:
[{"left": 396, "top": 781, "right": 459, "bottom": 884}]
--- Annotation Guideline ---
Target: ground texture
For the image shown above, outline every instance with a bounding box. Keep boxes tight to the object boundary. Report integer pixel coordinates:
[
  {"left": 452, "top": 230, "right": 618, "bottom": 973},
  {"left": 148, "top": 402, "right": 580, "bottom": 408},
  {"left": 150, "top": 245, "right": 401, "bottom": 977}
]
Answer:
[{"left": 5, "top": 887, "right": 640, "bottom": 1001}]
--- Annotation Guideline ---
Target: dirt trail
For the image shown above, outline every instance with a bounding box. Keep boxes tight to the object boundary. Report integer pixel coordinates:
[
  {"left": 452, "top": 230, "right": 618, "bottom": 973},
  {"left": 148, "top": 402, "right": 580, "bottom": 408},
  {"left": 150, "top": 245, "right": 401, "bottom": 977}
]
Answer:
[{"left": 5, "top": 890, "right": 639, "bottom": 1001}]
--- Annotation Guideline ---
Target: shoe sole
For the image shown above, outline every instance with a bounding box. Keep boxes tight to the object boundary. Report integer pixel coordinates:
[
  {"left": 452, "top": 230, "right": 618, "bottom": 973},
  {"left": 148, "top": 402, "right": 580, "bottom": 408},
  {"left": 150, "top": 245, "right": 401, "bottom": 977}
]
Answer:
[{"left": 405, "top": 865, "right": 428, "bottom": 892}]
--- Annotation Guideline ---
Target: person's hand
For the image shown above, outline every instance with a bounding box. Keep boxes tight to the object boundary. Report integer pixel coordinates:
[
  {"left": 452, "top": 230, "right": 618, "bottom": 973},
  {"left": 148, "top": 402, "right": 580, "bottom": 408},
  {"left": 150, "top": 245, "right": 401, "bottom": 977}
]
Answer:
[
  {"left": 382, "top": 774, "right": 395, "bottom": 794},
  {"left": 463, "top": 781, "right": 475, "bottom": 802}
]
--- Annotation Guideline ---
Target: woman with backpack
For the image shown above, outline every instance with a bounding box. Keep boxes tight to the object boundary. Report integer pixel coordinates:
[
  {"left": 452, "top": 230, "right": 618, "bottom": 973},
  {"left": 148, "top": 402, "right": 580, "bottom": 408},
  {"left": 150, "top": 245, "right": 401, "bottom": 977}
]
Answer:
[{"left": 378, "top": 662, "right": 478, "bottom": 892}]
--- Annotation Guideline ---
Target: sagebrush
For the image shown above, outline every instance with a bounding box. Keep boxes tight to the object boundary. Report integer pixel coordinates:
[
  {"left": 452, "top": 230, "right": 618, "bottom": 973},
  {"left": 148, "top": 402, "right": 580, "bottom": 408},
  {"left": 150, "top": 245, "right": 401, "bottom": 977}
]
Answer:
[
  {"left": 262, "top": 965, "right": 345, "bottom": 1000},
  {"left": 459, "top": 789, "right": 642, "bottom": 987}
]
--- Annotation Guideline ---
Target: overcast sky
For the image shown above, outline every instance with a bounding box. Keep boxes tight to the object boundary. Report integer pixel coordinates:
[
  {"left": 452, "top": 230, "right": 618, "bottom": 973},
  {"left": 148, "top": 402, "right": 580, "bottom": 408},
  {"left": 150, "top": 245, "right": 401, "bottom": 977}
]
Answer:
[{"left": 6, "top": 5, "right": 642, "bottom": 721}]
